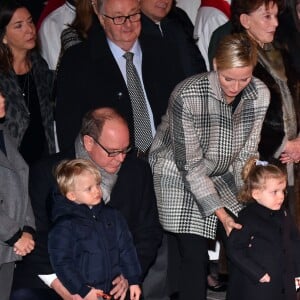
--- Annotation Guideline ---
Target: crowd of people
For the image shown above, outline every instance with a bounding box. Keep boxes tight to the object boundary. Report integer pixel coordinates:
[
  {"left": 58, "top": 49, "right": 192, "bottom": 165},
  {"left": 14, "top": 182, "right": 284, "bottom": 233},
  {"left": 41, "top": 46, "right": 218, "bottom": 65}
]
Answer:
[{"left": 0, "top": 0, "right": 300, "bottom": 300}]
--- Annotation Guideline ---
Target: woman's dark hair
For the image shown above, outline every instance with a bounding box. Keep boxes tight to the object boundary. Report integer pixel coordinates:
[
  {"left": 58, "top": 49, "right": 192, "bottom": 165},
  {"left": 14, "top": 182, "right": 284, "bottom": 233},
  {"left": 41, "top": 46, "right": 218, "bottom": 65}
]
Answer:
[
  {"left": 70, "top": 0, "right": 95, "bottom": 40},
  {"left": 0, "top": 0, "right": 27, "bottom": 73},
  {"left": 231, "top": 0, "right": 282, "bottom": 32}
]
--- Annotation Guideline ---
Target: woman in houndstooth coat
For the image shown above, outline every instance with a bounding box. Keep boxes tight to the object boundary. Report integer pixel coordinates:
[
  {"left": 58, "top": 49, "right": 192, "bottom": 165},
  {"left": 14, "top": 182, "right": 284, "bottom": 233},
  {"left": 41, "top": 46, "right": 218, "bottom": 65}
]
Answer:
[{"left": 148, "top": 33, "right": 271, "bottom": 300}]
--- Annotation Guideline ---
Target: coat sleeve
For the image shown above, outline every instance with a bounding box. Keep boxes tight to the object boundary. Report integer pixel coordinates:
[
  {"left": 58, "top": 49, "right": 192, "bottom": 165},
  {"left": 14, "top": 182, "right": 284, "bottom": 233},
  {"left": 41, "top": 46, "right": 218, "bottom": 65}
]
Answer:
[
  {"left": 169, "top": 86, "right": 223, "bottom": 217},
  {"left": 55, "top": 46, "right": 87, "bottom": 152},
  {"left": 116, "top": 211, "right": 142, "bottom": 285},
  {"left": 131, "top": 162, "right": 162, "bottom": 278},
  {"left": 48, "top": 218, "right": 91, "bottom": 297},
  {"left": 227, "top": 219, "right": 267, "bottom": 283},
  {"left": 231, "top": 80, "right": 270, "bottom": 190}
]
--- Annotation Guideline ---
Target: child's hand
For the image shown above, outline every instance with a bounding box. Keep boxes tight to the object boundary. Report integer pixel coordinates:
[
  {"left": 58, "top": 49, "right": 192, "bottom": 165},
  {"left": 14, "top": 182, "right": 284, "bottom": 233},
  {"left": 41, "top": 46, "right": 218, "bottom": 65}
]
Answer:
[
  {"left": 259, "top": 273, "right": 271, "bottom": 283},
  {"left": 129, "top": 284, "right": 141, "bottom": 300},
  {"left": 83, "top": 288, "right": 99, "bottom": 300},
  {"left": 13, "top": 232, "right": 35, "bottom": 256}
]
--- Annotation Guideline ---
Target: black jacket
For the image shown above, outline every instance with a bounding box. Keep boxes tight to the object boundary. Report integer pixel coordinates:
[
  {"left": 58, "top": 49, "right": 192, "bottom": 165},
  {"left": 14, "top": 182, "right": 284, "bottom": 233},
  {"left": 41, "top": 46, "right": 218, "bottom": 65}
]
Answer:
[{"left": 227, "top": 202, "right": 300, "bottom": 300}]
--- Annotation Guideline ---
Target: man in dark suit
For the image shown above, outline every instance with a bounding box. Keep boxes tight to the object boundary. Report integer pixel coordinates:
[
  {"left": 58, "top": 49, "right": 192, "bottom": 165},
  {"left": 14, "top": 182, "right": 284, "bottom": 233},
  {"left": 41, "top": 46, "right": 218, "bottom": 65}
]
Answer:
[
  {"left": 11, "top": 107, "right": 162, "bottom": 300},
  {"left": 140, "top": 0, "right": 206, "bottom": 77},
  {"left": 55, "top": 0, "right": 185, "bottom": 152}
]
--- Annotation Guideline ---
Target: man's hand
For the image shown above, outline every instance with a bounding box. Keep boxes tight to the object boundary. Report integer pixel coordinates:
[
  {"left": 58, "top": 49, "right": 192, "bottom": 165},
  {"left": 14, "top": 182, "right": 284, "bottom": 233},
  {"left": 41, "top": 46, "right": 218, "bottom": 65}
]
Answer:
[
  {"left": 259, "top": 273, "right": 270, "bottom": 283},
  {"left": 109, "top": 274, "right": 129, "bottom": 300}
]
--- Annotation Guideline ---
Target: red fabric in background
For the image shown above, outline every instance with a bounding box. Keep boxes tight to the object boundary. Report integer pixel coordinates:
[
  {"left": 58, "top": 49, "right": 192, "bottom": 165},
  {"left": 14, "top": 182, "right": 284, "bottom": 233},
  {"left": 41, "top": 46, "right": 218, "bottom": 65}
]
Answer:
[{"left": 37, "top": 0, "right": 65, "bottom": 30}]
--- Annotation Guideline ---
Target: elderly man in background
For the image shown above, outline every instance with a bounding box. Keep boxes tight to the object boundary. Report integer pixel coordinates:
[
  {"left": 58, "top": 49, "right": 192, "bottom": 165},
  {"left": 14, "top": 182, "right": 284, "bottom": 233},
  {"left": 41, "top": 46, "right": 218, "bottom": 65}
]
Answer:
[{"left": 55, "top": 0, "right": 185, "bottom": 154}]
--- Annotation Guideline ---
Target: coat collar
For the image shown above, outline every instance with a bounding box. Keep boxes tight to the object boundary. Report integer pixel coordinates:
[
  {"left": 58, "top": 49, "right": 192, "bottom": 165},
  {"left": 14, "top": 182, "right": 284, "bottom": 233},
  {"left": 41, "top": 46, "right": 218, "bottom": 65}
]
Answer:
[{"left": 208, "top": 71, "right": 260, "bottom": 105}]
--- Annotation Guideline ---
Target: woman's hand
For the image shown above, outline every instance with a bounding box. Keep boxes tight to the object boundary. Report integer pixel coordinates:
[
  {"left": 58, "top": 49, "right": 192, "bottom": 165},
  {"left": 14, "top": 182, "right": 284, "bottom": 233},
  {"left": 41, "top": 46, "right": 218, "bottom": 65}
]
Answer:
[
  {"left": 281, "top": 138, "right": 300, "bottom": 163},
  {"left": 215, "top": 208, "right": 242, "bottom": 236},
  {"left": 14, "top": 232, "right": 35, "bottom": 256}
]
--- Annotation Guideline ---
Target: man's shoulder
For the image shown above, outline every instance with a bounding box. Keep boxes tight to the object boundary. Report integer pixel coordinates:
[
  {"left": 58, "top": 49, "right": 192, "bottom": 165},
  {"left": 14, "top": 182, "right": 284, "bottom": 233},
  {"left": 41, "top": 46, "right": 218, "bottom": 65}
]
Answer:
[
  {"left": 31, "top": 149, "right": 75, "bottom": 174},
  {"left": 119, "top": 153, "right": 151, "bottom": 177}
]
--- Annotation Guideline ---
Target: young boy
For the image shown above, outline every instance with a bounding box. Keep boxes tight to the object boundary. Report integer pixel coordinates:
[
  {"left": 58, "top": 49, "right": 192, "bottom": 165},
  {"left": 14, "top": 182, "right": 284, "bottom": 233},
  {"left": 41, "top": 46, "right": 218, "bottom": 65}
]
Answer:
[{"left": 48, "top": 158, "right": 141, "bottom": 300}]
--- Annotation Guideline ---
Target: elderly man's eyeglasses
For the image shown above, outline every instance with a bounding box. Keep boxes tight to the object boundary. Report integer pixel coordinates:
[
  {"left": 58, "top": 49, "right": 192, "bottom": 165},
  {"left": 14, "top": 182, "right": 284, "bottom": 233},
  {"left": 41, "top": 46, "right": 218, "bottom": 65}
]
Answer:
[
  {"left": 102, "top": 12, "right": 141, "bottom": 25},
  {"left": 91, "top": 137, "right": 132, "bottom": 157}
]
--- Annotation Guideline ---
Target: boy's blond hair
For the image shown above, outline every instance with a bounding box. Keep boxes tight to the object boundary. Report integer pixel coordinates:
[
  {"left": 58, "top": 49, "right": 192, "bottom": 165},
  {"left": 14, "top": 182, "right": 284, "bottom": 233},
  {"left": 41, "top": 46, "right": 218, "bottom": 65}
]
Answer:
[{"left": 55, "top": 158, "right": 101, "bottom": 196}]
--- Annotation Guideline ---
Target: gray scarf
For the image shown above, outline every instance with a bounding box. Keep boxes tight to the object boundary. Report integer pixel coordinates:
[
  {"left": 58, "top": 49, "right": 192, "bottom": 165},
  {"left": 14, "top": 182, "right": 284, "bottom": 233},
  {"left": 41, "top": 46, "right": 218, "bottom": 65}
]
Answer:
[{"left": 74, "top": 135, "right": 118, "bottom": 203}]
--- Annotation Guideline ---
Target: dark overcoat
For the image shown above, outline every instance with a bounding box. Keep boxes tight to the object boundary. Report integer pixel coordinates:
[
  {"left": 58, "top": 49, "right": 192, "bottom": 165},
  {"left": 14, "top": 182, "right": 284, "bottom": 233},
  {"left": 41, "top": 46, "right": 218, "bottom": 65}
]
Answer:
[{"left": 227, "top": 202, "right": 300, "bottom": 300}]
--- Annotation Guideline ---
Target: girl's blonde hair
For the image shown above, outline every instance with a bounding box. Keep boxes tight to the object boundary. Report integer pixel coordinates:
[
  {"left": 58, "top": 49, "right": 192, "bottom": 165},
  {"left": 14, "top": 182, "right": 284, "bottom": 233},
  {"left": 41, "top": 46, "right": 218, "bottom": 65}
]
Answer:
[
  {"left": 54, "top": 158, "right": 101, "bottom": 196},
  {"left": 238, "top": 156, "right": 287, "bottom": 203}
]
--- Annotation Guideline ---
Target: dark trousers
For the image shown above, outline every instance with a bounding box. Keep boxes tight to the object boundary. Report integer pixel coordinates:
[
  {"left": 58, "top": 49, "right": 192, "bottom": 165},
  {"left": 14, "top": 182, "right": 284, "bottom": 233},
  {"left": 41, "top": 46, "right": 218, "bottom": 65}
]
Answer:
[
  {"left": 168, "top": 233, "right": 209, "bottom": 300},
  {"left": 10, "top": 288, "right": 62, "bottom": 300}
]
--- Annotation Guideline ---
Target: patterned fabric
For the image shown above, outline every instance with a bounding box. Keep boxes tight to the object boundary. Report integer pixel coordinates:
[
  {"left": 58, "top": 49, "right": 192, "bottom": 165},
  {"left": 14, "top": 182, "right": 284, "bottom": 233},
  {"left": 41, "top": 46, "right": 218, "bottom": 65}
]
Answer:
[
  {"left": 149, "top": 71, "right": 270, "bottom": 239},
  {"left": 123, "top": 52, "right": 153, "bottom": 152},
  {"left": 0, "top": 50, "right": 55, "bottom": 154}
]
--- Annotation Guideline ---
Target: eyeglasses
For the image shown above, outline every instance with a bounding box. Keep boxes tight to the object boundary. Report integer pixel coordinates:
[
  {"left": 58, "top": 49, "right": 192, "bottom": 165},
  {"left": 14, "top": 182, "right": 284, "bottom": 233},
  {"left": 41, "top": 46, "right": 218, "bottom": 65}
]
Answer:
[
  {"left": 91, "top": 136, "right": 132, "bottom": 157},
  {"left": 102, "top": 12, "right": 141, "bottom": 25}
]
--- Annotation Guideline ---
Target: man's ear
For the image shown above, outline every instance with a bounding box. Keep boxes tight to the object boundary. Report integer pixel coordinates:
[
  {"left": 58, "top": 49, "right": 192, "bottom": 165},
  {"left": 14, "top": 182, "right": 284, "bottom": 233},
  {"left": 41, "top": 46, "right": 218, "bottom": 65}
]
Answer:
[
  {"left": 83, "top": 135, "right": 94, "bottom": 152},
  {"left": 66, "top": 191, "right": 77, "bottom": 202},
  {"left": 240, "top": 13, "right": 250, "bottom": 30},
  {"left": 98, "top": 13, "right": 105, "bottom": 28}
]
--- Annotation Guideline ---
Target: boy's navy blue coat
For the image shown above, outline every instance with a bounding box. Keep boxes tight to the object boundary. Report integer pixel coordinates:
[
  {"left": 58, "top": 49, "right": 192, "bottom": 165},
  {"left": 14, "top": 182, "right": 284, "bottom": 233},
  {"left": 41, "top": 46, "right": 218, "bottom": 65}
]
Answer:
[{"left": 48, "top": 190, "right": 141, "bottom": 297}]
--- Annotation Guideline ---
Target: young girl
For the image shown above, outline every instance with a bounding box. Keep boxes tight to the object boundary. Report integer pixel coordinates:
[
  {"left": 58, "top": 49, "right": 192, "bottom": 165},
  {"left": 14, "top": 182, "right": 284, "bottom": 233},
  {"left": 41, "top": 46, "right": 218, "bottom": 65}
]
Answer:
[
  {"left": 227, "top": 158, "right": 300, "bottom": 300},
  {"left": 227, "top": 157, "right": 300, "bottom": 300}
]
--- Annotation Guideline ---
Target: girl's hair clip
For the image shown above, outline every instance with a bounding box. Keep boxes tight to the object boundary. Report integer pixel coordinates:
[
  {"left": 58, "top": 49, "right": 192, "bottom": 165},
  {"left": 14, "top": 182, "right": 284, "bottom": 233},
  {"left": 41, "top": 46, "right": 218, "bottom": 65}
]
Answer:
[{"left": 256, "top": 160, "right": 268, "bottom": 166}]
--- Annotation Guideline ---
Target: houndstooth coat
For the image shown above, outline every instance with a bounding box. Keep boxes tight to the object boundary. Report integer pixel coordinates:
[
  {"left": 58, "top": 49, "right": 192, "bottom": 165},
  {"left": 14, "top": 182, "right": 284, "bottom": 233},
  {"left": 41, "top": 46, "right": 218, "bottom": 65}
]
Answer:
[{"left": 149, "top": 72, "right": 270, "bottom": 239}]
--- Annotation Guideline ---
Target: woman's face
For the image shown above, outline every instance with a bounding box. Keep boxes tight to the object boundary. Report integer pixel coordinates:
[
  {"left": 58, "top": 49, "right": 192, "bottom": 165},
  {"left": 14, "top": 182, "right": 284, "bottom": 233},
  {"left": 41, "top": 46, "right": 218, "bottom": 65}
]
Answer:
[
  {"left": 0, "top": 94, "right": 5, "bottom": 118},
  {"left": 240, "top": 2, "right": 278, "bottom": 46},
  {"left": 217, "top": 65, "right": 253, "bottom": 103},
  {"left": 2, "top": 7, "right": 36, "bottom": 55}
]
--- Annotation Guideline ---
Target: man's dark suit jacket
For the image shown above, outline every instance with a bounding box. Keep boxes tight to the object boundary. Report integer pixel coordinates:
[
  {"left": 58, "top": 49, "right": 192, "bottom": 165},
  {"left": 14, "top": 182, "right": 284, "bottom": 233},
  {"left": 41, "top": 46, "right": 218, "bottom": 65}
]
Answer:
[
  {"left": 141, "top": 8, "right": 207, "bottom": 77},
  {"left": 12, "top": 150, "right": 162, "bottom": 289},
  {"left": 55, "top": 21, "right": 186, "bottom": 151}
]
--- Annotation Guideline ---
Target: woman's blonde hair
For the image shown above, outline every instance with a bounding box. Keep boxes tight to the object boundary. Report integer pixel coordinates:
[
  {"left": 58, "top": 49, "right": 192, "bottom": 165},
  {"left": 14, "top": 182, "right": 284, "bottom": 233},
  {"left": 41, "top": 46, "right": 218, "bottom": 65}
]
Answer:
[
  {"left": 54, "top": 158, "right": 101, "bottom": 196},
  {"left": 214, "top": 33, "right": 258, "bottom": 70},
  {"left": 238, "top": 156, "right": 287, "bottom": 203}
]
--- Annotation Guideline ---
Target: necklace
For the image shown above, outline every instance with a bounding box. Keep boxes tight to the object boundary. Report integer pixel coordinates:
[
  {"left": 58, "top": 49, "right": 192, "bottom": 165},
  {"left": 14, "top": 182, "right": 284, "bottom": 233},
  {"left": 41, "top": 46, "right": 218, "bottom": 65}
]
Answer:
[{"left": 18, "top": 71, "right": 31, "bottom": 115}]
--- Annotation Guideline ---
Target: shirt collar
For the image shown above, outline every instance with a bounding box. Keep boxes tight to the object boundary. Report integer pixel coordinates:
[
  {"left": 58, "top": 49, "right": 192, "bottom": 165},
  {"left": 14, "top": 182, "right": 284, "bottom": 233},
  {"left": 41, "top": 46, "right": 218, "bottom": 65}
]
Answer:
[{"left": 107, "top": 38, "right": 142, "bottom": 61}]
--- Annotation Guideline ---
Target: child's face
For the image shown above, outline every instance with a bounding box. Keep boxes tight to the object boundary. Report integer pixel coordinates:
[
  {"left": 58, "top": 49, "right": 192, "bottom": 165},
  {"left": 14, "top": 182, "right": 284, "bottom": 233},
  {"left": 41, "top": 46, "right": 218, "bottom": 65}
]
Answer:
[
  {"left": 252, "top": 177, "right": 286, "bottom": 210},
  {"left": 67, "top": 171, "right": 102, "bottom": 206}
]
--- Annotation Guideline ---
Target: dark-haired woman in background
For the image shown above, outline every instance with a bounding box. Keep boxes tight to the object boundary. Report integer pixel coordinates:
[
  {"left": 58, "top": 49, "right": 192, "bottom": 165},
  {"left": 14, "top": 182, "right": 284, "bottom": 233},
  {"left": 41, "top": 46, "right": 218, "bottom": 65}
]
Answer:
[{"left": 0, "top": 0, "right": 55, "bottom": 165}]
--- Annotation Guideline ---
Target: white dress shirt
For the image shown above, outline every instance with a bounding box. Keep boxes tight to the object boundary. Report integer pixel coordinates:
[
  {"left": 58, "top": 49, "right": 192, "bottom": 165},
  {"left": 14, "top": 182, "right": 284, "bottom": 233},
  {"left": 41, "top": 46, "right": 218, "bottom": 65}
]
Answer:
[{"left": 108, "top": 39, "right": 156, "bottom": 137}]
